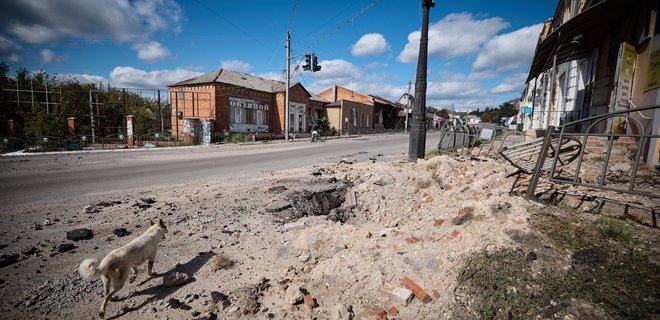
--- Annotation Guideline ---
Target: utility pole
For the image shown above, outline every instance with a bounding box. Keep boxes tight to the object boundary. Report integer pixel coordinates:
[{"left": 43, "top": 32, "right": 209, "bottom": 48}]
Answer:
[
  {"left": 409, "top": 0, "right": 434, "bottom": 162},
  {"left": 285, "top": 31, "right": 291, "bottom": 141},
  {"left": 285, "top": 1, "right": 299, "bottom": 141}
]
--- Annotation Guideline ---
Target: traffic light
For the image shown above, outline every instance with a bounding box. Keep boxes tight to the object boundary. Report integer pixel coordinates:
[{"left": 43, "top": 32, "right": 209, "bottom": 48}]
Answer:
[
  {"left": 312, "top": 55, "right": 321, "bottom": 72},
  {"left": 303, "top": 54, "right": 311, "bottom": 71}
]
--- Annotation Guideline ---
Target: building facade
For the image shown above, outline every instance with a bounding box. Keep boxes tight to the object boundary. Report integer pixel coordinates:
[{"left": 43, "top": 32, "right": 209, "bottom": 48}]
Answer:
[
  {"left": 168, "top": 69, "right": 312, "bottom": 142},
  {"left": 523, "top": 0, "right": 660, "bottom": 164}
]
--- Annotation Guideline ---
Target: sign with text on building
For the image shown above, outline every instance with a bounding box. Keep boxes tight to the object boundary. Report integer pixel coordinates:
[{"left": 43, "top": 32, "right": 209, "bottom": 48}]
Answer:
[
  {"left": 612, "top": 42, "right": 636, "bottom": 111},
  {"left": 646, "top": 34, "right": 660, "bottom": 91},
  {"left": 229, "top": 97, "right": 269, "bottom": 110}
]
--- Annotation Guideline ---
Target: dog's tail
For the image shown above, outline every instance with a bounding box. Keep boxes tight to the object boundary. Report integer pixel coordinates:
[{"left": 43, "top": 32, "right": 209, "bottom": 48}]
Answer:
[{"left": 78, "top": 258, "right": 102, "bottom": 279}]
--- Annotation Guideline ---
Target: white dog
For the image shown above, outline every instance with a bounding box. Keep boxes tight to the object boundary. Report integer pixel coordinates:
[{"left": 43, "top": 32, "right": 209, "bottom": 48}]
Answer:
[{"left": 79, "top": 218, "right": 167, "bottom": 318}]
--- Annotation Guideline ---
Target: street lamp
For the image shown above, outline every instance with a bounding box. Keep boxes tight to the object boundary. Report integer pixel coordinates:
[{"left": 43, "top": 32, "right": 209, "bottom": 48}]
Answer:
[{"left": 409, "top": 0, "right": 435, "bottom": 162}]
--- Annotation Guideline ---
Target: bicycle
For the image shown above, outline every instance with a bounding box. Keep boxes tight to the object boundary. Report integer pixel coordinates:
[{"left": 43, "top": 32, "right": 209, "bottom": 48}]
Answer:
[{"left": 310, "top": 129, "right": 326, "bottom": 142}]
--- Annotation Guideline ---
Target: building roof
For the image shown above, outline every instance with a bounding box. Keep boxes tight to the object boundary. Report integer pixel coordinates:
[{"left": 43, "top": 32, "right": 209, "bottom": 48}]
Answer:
[
  {"left": 170, "top": 69, "right": 306, "bottom": 95},
  {"left": 309, "top": 93, "right": 330, "bottom": 103}
]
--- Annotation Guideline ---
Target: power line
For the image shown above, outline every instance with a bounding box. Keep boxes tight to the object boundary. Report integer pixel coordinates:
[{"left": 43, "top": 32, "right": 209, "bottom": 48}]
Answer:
[
  {"left": 298, "top": 0, "right": 381, "bottom": 52},
  {"left": 191, "top": 0, "right": 272, "bottom": 50}
]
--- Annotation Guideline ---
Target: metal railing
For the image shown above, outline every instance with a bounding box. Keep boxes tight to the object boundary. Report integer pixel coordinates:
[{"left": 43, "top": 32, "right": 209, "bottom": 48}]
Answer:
[
  {"left": 437, "top": 122, "right": 525, "bottom": 159},
  {"left": 527, "top": 105, "right": 660, "bottom": 199}
]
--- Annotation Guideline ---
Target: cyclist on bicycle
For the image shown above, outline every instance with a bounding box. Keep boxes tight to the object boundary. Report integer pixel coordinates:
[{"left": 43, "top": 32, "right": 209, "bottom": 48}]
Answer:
[{"left": 311, "top": 124, "right": 320, "bottom": 142}]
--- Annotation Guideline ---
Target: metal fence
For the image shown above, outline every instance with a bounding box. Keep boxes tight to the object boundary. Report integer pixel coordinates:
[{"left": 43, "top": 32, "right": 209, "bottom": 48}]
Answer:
[
  {"left": 527, "top": 104, "right": 660, "bottom": 200},
  {"left": 436, "top": 122, "right": 525, "bottom": 159}
]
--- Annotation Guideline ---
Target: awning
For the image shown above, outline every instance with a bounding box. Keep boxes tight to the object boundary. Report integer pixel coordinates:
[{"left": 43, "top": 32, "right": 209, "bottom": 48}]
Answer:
[{"left": 527, "top": 0, "right": 639, "bottom": 82}]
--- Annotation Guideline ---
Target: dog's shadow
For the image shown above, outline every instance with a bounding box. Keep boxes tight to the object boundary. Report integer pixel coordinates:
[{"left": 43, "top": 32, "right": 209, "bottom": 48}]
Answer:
[{"left": 106, "top": 251, "right": 214, "bottom": 319}]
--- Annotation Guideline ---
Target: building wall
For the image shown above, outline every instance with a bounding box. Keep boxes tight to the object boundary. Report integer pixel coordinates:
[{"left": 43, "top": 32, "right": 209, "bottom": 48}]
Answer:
[
  {"left": 317, "top": 85, "right": 373, "bottom": 105},
  {"left": 339, "top": 100, "right": 373, "bottom": 130},
  {"left": 326, "top": 106, "right": 342, "bottom": 132},
  {"left": 169, "top": 85, "right": 215, "bottom": 138},
  {"left": 273, "top": 84, "right": 310, "bottom": 133}
]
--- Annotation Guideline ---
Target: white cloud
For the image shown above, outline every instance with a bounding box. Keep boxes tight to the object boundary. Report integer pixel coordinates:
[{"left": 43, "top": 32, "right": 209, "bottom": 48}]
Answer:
[
  {"left": 221, "top": 59, "right": 254, "bottom": 73},
  {"left": 0, "top": 0, "right": 182, "bottom": 61},
  {"left": 426, "top": 80, "right": 486, "bottom": 100},
  {"left": 398, "top": 13, "right": 509, "bottom": 63},
  {"left": 491, "top": 73, "right": 528, "bottom": 94},
  {"left": 255, "top": 72, "right": 284, "bottom": 82},
  {"left": 132, "top": 41, "right": 171, "bottom": 63},
  {"left": 305, "top": 59, "right": 360, "bottom": 81},
  {"left": 0, "top": 0, "right": 182, "bottom": 44},
  {"left": 109, "top": 66, "right": 203, "bottom": 89},
  {"left": 40, "top": 48, "right": 67, "bottom": 63},
  {"left": 351, "top": 33, "right": 390, "bottom": 57},
  {"left": 0, "top": 35, "right": 21, "bottom": 62},
  {"left": 473, "top": 23, "right": 543, "bottom": 72},
  {"left": 55, "top": 73, "right": 108, "bottom": 85}
]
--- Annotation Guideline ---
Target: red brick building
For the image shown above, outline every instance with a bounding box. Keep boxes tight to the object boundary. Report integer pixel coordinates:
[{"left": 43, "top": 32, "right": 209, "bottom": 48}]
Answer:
[{"left": 168, "top": 69, "right": 313, "bottom": 142}]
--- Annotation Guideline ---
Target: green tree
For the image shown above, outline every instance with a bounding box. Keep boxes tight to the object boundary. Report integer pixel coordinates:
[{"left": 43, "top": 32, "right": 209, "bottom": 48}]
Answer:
[{"left": 436, "top": 108, "right": 449, "bottom": 118}]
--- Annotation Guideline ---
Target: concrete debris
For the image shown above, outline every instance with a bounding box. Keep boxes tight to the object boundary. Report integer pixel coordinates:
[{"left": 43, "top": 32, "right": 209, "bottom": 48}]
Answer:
[{"left": 265, "top": 200, "right": 292, "bottom": 213}]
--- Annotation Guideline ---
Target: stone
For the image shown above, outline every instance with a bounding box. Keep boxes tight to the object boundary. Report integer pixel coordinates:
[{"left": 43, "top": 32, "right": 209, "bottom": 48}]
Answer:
[
  {"left": 451, "top": 211, "right": 474, "bottom": 226},
  {"left": 66, "top": 228, "right": 94, "bottom": 241},
  {"left": 265, "top": 201, "right": 292, "bottom": 213},
  {"left": 113, "top": 228, "right": 131, "bottom": 237},
  {"left": 284, "top": 221, "right": 305, "bottom": 231},
  {"left": 263, "top": 185, "right": 287, "bottom": 193},
  {"left": 344, "top": 189, "right": 357, "bottom": 208},
  {"left": 163, "top": 272, "right": 189, "bottom": 287},
  {"left": 382, "top": 284, "right": 414, "bottom": 306},
  {"left": 609, "top": 162, "right": 631, "bottom": 172},
  {"left": 372, "top": 175, "right": 395, "bottom": 186},
  {"left": 210, "top": 291, "right": 230, "bottom": 309},
  {"left": 140, "top": 197, "right": 156, "bottom": 204},
  {"left": 84, "top": 205, "right": 98, "bottom": 213},
  {"left": 57, "top": 243, "right": 76, "bottom": 253},
  {"left": 526, "top": 251, "right": 537, "bottom": 261},
  {"left": 283, "top": 285, "right": 304, "bottom": 305},
  {"left": 0, "top": 253, "right": 20, "bottom": 268},
  {"left": 572, "top": 248, "right": 605, "bottom": 266},
  {"left": 168, "top": 298, "right": 181, "bottom": 309}
]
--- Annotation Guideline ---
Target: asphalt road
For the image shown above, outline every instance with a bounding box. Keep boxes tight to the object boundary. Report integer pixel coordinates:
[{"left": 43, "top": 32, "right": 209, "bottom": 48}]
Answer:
[{"left": 0, "top": 132, "right": 442, "bottom": 206}]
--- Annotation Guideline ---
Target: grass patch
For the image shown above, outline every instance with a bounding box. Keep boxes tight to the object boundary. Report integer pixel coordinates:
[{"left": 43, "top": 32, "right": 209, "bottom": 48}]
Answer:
[
  {"left": 425, "top": 148, "right": 441, "bottom": 159},
  {"left": 457, "top": 214, "right": 659, "bottom": 319},
  {"left": 211, "top": 253, "right": 235, "bottom": 270}
]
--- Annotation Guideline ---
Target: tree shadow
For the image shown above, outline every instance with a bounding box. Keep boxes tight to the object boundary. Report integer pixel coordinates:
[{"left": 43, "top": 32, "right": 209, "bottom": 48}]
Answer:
[{"left": 106, "top": 251, "right": 214, "bottom": 319}]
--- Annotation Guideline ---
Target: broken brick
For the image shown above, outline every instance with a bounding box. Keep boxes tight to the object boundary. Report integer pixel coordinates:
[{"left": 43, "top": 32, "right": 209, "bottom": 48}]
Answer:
[
  {"left": 412, "top": 201, "right": 421, "bottom": 211},
  {"left": 401, "top": 277, "right": 431, "bottom": 303},
  {"left": 404, "top": 236, "right": 421, "bottom": 244},
  {"left": 388, "top": 307, "right": 398, "bottom": 316},
  {"left": 445, "top": 229, "right": 460, "bottom": 240},
  {"left": 512, "top": 219, "right": 524, "bottom": 225},
  {"left": 368, "top": 308, "right": 387, "bottom": 319},
  {"left": 303, "top": 295, "right": 316, "bottom": 309},
  {"left": 423, "top": 195, "right": 433, "bottom": 203},
  {"left": 434, "top": 219, "right": 445, "bottom": 227},
  {"left": 290, "top": 305, "right": 298, "bottom": 312},
  {"left": 432, "top": 290, "right": 440, "bottom": 300}
]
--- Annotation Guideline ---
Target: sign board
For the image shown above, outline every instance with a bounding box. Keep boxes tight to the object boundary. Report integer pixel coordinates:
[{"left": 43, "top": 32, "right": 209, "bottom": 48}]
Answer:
[
  {"left": 523, "top": 106, "right": 532, "bottom": 114},
  {"left": 479, "top": 128, "right": 495, "bottom": 140},
  {"left": 647, "top": 34, "right": 660, "bottom": 91}
]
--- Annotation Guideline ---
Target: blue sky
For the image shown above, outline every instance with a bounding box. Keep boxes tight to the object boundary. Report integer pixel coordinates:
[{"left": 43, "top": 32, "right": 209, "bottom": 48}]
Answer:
[{"left": 0, "top": 0, "right": 557, "bottom": 111}]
